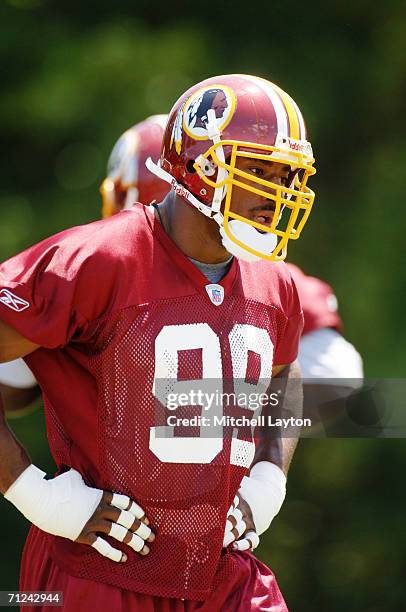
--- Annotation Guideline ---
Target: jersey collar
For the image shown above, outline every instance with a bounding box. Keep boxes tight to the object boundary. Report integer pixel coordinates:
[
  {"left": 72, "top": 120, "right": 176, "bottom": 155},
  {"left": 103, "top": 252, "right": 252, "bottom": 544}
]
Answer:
[{"left": 143, "top": 204, "right": 239, "bottom": 301}]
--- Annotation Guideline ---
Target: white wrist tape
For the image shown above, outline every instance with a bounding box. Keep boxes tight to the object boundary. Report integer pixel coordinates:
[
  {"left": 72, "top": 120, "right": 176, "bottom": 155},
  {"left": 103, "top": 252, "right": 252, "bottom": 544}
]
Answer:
[
  {"left": 4, "top": 465, "right": 103, "bottom": 541},
  {"left": 238, "top": 461, "right": 286, "bottom": 535}
]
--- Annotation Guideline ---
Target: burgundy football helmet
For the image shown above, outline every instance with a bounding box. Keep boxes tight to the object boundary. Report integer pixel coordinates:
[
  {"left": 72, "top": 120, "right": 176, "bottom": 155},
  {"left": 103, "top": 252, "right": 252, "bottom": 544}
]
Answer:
[
  {"left": 100, "top": 114, "right": 169, "bottom": 218},
  {"left": 146, "top": 75, "right": 316, "bottom": 261}
]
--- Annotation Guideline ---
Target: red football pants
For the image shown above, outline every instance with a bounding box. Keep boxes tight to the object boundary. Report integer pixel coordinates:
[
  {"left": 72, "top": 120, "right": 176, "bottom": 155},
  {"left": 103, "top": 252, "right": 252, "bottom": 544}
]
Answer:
[{"left": 20, "top": 526, "right": 288, "bottom": 611}]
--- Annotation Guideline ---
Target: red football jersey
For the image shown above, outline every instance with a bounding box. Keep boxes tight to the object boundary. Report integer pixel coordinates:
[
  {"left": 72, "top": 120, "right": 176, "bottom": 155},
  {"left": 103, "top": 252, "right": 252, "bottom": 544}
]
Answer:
[
  {"left": 286, "top": 263, "right": 342, "bottom": 336},
  {"left": 0, "top": 205, "right": 303, "bottom": 600}
]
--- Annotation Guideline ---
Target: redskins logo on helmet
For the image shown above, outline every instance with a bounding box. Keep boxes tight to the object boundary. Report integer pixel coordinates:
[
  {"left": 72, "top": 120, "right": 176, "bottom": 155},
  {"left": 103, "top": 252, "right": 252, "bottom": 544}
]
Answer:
[
  {"left": 100, "top": 114, "right": 169, "bottom": 218},
  {"left": 146, "top": 74, "right": 316, "bottom": 262}
]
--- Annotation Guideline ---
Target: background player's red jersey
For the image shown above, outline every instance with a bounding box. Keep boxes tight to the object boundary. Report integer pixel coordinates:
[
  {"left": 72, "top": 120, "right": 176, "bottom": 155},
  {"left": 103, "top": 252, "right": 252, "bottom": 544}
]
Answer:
[
  {"left": 0, "top": 205, "right": 302, "bottom": 600},
  {"left": 286, "top": 263, "right": 342, "bottom": 336}
]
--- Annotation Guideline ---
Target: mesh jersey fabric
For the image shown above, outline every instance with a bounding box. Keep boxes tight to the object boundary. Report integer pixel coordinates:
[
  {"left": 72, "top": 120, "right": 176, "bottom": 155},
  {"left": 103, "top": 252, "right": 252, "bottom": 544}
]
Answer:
[{"left": 0, "top": 204, "right": 302, "bottom": 600}]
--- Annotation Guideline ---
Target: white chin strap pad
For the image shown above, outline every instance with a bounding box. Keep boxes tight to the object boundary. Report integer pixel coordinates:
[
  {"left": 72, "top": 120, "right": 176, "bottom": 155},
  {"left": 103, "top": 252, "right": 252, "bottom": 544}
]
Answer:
[{"left": 220, "top": 220, "right": 278, "bottom": 262}]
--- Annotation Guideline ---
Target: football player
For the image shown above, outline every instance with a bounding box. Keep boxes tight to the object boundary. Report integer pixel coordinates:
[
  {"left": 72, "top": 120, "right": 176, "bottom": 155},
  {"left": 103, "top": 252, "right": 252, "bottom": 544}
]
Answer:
[
  {"left": 102, "top": 117, "right": 364, "bottom": 427},
  {"left": 0, "top": 74, "right": 316, "bottom": 611}
]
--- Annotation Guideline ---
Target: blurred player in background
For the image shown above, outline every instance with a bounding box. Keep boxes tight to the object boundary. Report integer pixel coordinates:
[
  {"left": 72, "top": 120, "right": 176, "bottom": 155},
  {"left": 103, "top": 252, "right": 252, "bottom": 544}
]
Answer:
[
  {"left": 288, "top": 264, "right": 364, "bottom": 433},
  {"left": 100, "top": 115, "right": 169, "bottom": 218}
]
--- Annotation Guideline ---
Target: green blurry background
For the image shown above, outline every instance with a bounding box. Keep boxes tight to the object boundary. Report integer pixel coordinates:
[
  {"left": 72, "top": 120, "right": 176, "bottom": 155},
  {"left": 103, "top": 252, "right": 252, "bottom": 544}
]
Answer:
[{"left": 0, "top": 1, "right": 405, "bottom": 610}]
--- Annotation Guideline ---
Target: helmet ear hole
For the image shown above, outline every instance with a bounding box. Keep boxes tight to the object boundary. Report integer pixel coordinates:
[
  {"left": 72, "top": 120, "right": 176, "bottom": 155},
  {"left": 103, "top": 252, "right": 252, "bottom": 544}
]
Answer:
[{"left": 186, "top": 160, "right": 196, "bottom": 173}]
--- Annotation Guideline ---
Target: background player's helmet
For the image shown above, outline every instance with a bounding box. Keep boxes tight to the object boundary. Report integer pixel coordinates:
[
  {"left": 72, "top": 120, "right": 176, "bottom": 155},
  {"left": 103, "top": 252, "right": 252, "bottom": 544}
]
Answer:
[
  {"left": 146, "top": 75, "right": 316, "bottom": 261},
  {"left": 100, "top": 114, "right": 169, "bottom": 218}
]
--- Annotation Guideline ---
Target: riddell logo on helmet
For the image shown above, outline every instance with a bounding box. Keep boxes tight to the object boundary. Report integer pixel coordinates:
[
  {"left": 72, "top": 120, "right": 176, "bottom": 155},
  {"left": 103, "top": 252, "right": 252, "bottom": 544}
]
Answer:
[
  {"left": 171, "top": 179, "right": 190, "bottom": 201},
  {"left": 285, "top": 138, "right": 312, "bottom": 155}
]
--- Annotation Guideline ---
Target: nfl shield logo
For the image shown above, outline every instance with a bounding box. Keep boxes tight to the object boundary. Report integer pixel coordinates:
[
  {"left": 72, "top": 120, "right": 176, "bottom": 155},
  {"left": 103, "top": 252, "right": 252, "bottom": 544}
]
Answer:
[{"left": 205, "top": 284, "right": 224, "bottom": 306}]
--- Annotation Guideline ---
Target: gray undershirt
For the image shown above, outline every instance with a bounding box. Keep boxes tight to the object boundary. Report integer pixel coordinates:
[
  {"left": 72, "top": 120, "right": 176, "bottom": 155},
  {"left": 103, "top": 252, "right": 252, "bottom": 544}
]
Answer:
[{"left": 189, "top": 256, "right": 233, "bottom": 283}]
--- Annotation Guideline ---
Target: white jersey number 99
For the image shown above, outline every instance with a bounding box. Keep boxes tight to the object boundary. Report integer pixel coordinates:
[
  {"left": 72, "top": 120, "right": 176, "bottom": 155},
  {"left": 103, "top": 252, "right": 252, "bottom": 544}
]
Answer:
[{"left": 150, "top": 323, "right": 273, "bottom": 466}]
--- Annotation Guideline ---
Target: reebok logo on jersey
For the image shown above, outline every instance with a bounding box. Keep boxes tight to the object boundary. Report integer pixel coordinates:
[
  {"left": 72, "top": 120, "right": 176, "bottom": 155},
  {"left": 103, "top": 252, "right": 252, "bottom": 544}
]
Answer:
[{"left": 0, "top": 289, "right": 30, "bottom": 312}]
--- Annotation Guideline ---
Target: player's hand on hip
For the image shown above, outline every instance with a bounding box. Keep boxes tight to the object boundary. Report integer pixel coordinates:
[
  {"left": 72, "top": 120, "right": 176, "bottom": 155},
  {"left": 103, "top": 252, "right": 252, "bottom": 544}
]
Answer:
[
  {"left": 3, "top": 466, "right": 154, "bottom": 565},
  {"left": 76, "top": 489, "right": 155, "bottom": 563},
  {"left": 223, "top": 493, "right": 260, "bottom": 552}
]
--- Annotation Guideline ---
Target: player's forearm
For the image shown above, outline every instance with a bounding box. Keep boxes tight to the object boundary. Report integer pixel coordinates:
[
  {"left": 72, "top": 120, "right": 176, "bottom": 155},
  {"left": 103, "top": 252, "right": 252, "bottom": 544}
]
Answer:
[
  {"left": 236, "top": 362, "right": 301, "bottom": 536},
  {"left": 0, "top": 392, "right": 31, "bottom": 493},
  {"left": 252, "top": 360, "right": 302, "bottom": 476},
  {"left": 279, "top": 437, "right": 299, "bottom": 476},
  {"left": 252, "top": 437, "right": 299, "bottom": 476}
]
